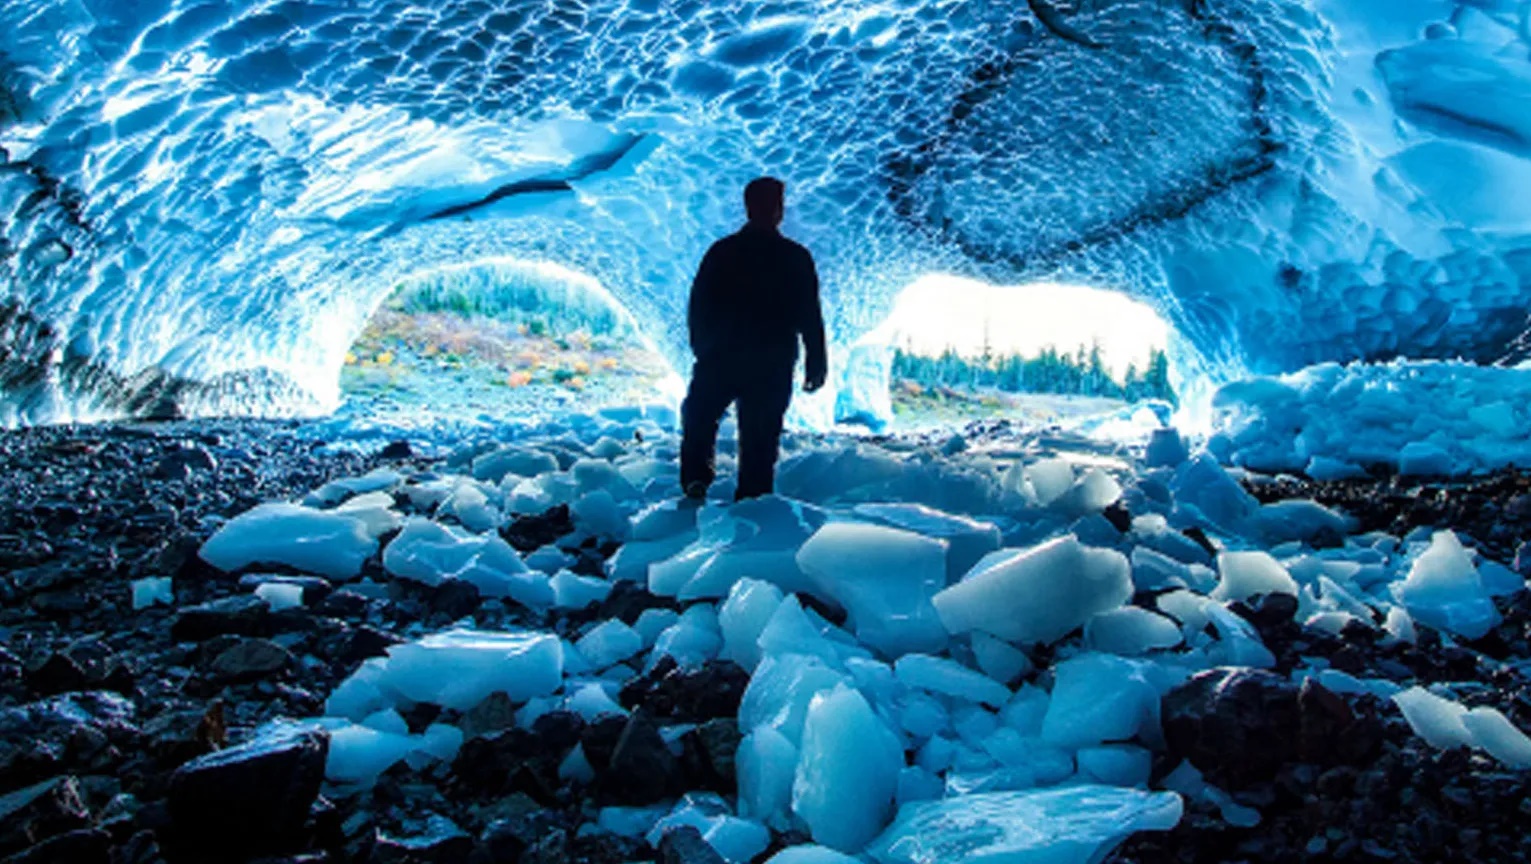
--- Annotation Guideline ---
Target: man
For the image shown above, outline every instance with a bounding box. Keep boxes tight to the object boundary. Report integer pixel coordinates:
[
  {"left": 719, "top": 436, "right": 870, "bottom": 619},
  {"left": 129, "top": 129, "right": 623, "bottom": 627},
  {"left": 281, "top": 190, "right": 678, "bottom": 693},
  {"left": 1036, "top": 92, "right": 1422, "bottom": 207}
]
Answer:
[{"left": 681, "top": 177, "right": 828, "bottom": 501}]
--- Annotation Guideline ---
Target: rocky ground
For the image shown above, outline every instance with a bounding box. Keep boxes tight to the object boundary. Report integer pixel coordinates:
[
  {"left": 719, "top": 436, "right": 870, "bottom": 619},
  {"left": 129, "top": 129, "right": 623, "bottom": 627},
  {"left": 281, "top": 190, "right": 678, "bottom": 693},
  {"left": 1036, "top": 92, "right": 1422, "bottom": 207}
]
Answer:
[{"left": 2, "top": 418, "right": 1531, "bottom": 862}]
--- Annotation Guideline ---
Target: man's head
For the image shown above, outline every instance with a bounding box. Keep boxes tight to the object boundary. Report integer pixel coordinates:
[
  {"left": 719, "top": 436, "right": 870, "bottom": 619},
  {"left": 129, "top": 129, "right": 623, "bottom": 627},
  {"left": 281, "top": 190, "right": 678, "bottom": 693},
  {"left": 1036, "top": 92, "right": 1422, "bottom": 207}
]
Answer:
[{"left": 744, "top": 176, "right": 785, "bottom": 227}]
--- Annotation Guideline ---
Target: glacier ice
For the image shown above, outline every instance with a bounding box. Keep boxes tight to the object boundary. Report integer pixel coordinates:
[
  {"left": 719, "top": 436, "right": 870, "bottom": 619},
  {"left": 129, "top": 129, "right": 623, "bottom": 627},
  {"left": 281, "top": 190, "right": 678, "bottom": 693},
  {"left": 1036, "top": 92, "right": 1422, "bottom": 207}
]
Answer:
[
  {"left": 1400, "top": 531, "right": 1501, "bottom": 640},
  {"left": 1040, "top": 653, "right": 1164, "bottom": 749},
  {"left": 933, "top": 536, "right": 1132, "bottom": 646},
  {"left": 200, "top": 503, "right": 376, "bottom": 580},
  {"left": 796, "top": 522, "right": 949, "bottom": 658},
  {"left": 11, "top": 0, "right": 1531, "bottom": 427},
  {"left": 791, "top": 684, "right": 903, "bottom": 853},
  {"left": 866, "top": 786, "right": 1182, "bottom": 864},
  {"left": 325, "top": 629, "right": 563, "bottom": 716}
]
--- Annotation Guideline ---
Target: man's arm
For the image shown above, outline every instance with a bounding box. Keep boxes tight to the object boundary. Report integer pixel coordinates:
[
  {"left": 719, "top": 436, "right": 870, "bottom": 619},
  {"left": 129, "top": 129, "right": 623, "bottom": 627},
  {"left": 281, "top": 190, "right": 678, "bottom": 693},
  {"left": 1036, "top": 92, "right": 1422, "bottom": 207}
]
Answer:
[
  {"left": 800, "top": 252, "right": 828, "bottom": 391},
  {"left": 688, "top": 245, "right": 721, "bottom": 359}
]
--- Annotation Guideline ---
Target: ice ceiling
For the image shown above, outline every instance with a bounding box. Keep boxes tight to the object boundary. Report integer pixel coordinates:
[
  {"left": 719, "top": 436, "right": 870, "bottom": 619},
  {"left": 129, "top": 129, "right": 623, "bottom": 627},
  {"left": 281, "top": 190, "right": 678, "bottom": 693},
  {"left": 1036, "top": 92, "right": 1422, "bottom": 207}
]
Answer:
[{"left": 2, "top": 0, "right": 1531, "bottom": 424}]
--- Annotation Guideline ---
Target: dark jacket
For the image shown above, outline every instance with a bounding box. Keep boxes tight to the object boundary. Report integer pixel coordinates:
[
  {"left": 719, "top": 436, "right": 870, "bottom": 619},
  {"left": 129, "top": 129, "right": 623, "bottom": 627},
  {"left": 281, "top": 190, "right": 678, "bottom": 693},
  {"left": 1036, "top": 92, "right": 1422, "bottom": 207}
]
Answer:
[{"left": 687, "top": 223, "right": 827, "bottom": 381}]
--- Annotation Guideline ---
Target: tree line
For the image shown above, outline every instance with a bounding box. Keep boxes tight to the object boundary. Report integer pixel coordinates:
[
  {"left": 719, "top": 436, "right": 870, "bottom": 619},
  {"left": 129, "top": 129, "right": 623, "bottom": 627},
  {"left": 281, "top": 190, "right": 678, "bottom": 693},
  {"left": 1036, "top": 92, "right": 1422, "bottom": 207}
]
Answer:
[{"left": 891, "top": 341, "right": 1175, "bottom": 404}]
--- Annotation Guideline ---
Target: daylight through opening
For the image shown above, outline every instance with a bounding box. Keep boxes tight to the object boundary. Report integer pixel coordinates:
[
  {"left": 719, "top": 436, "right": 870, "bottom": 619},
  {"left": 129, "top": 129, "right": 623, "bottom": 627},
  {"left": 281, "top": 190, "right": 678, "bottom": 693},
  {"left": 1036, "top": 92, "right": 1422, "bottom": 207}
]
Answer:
[
  {"left": 342, "top": 259, "right": 681, "bottom": 425},
  {"left": 856, "top": 275, "right": 1181, "bottom": 432}
]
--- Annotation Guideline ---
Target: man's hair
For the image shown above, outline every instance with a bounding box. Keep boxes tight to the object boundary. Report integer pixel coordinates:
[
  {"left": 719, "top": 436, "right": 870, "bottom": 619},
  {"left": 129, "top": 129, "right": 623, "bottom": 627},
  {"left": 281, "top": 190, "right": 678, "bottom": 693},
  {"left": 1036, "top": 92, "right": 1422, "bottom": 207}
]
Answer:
[{"left": 744, "top": 176, "right": 785, "bottom": 222}]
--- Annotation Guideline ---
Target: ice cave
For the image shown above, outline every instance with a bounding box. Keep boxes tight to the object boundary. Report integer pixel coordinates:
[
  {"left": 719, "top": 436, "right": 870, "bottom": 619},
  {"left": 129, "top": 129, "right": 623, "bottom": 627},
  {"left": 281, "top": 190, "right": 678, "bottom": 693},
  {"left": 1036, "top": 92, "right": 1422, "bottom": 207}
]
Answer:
[{"left": 5, "top": 1, "right": 1531, "bottom": 862}]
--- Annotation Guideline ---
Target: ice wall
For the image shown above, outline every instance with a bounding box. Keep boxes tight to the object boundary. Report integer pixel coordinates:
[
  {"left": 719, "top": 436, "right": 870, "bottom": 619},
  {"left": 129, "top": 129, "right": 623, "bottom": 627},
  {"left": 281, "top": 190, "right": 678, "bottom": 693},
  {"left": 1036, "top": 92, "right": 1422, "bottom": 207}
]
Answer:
[{"left": 2, "top": 0, "right": 1530, "bottom": 424}]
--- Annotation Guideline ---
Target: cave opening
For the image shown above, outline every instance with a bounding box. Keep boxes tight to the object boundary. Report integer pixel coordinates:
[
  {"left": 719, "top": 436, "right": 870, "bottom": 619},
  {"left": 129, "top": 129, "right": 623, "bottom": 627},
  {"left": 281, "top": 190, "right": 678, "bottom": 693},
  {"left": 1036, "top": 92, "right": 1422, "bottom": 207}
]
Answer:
[
  {"left": 340, "top": 258, "right": 681, "bottom": 424},
  {"left": 847, "top": 274, "right": 1183, "bottom": 433}
]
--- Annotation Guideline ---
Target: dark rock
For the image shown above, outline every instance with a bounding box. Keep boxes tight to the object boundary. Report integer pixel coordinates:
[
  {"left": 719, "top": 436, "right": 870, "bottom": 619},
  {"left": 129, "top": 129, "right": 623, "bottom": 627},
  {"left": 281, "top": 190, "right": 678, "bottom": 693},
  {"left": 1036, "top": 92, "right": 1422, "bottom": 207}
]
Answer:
[
  {"left": 500, "top": 506, "right": 575, "bottom": 553},
  {"left": 619, "top": 659, "right": 749, "bottom": 722},
  {"left": 593, "top": 582, "right": 681, "bottom": 626},
  {"left": 371, "top": 816, "right": 473, "bottom": 864},
  {"left": 317, "top": 589, "right": 372, "bottom": 619},
  {"left": 1180, "top": 527, "right": 1219, "bottom": 560},
  {"left": 1162, "top": 668, "right": 1381, "bottom": 790},
  {"left": 680, "top": 718, "right": 741, "bottom": 792},
  {"left": 2, "top": 827, "right": 110, "bottom": 864},
  {"left": 0, "top": 693, "right": 139, "bottom": 791},
  {"left": 452, "top": 730, "right": 541, "bottom": 795},
  {"left": 530, "top": 711, "right": 586, "bottom": 754},
  {"left": 474, "top": 799, "right": 561, "bottom": 864},
  {"left": 600, "top": 711, "right": 678, "bottom": 805},
  {"left": 580, "top": 714, "right": 628, "bottom": 773},
  {"left": 1231, "top": 593, "right": 1300, "bottom": 630},
  {"left": 328, "top": 625, "right": 401, "bottom": 665},
  {"left": 379, "top": 441, "right": 413, "bottom": 460},
  {"left": 458, "top": 693, "right": 515, "bottom": 741},
  {"left": 24, "top": 653, "right": 88, "bottom": 697},
  {"left": 657, "top": 826, "right": 726, "bottom": 864},
  {"left": 1102, "top": 501, "right": 1132, "bottom": 533},
  {"left": 167, "top": 725, "right": 328, "bottom": 856},
  {"left": 398, "top": 703, "right": 441, "bottom": 736},
  {"left": 429, "top": 580, "right": 481, "bottom": 620},
  {"left": 0, "top": 776, "right": 90, "bottom": 857},
  {"left": 170, "top": 596, "right": 270, "bottom": 641},
  {"left": 152, "top": 445, "right": 217, "bottom": 482},
  {"left": 206, "top": 638, "right": 293, "bottom": 683}
]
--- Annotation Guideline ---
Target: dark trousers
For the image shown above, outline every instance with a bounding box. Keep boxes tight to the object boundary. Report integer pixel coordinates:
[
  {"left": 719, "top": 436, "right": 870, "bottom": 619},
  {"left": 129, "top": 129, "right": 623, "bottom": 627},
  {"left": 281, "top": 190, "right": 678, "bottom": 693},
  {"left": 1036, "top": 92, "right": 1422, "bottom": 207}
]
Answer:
[{"left": 680, "top": 360, "right": 794, "bottom": 500}]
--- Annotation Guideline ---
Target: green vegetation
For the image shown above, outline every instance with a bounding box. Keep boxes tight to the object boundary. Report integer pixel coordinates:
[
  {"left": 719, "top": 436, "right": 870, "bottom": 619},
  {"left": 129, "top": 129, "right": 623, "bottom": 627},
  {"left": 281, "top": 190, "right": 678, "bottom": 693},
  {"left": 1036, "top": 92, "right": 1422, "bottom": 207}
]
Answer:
[
  {"left": 389, "top": 262, "right": 635, "bottom": 339},
  {"left": 892, "top": 342, "right": 1175, "bottom": 404}
]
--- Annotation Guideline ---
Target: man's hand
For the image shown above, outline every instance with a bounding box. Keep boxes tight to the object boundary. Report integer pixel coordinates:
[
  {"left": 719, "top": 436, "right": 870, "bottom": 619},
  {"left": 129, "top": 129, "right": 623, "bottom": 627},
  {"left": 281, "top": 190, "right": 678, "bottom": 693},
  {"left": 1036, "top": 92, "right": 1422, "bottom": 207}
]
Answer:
[{"left": 804, "top": 370, "right": 827, "bottom": 393}]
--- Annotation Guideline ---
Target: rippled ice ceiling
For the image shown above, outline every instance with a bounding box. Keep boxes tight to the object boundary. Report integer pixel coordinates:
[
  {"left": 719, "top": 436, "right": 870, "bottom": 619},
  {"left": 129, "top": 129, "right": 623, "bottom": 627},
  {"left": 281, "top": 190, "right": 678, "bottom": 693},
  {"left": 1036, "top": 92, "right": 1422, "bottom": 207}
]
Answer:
[{"left": 2, "top": 0, "right": 1529, "bottom": 424}]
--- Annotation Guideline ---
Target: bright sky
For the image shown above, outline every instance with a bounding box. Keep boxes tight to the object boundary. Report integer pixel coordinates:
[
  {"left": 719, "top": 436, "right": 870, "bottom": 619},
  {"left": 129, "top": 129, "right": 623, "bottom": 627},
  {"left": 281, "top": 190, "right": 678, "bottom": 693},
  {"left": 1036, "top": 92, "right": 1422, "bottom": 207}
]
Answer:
[{"left": 863, "top": 274, "right": 1172, "bottom": 380}]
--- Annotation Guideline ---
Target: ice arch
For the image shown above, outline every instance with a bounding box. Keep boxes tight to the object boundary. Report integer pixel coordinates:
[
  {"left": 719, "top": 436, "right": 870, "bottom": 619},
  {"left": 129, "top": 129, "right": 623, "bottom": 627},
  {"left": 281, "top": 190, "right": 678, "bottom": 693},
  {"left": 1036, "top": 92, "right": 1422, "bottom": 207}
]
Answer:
[{"left": 3, "top": 0, "right": 1531, "bottom": 424}]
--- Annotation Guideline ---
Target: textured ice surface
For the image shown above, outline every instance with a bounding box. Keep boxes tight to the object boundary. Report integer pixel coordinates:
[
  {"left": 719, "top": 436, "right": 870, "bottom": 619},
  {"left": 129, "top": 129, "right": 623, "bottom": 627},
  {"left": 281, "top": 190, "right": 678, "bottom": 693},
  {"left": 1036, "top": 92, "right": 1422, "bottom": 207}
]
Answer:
[
  {"left": 895, "top": 655, "right": 1011, "bottom": 708},
  {"left": 132, "top": 577, "right": 173, "bottom": 610},
  {"left": 11, "top": 1, "right": 1531, "bottom": 424},
  {"left": 1400, "top": 532, "right": 1501, "bottom": 640},
  {"left": 796, "top": 522, "right": 949, "bottom": 657},
  {"left": 1212, "top": 551, "right": 1298, "bottom": 603},
  {"left": 1214, "top": 363, "right": 1531, "bottom": 477},
  {"left": 792, "top": 685, "right": 903, "bottom": 852},
  {"left": 200, "top": 503, "right": 377, "bottom": 580},
  {"left": 1041, "top": 653, "right": 1164, "bottom": 748},
  {"left": 383, "top": 518, "right": 552, "bottom": 606},
  {"left": 326, "top": 629, "right": 562, "bottom": 716},
  {"left": 867, "top": 786, "right": 1182, "bottom": 864},
  {"left": 934, "top": 536, "right": 1132, "bottom": 645}
]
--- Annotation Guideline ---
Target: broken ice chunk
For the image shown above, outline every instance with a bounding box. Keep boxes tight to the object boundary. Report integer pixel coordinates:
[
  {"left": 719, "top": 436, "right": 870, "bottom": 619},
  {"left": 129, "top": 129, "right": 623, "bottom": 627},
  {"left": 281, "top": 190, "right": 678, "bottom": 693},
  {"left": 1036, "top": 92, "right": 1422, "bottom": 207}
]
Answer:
[
  {"left": 796, "top": 522, "right": 949, "bottom": 657},
  {"left": 132, "top": 577, "right": 173, "bottom": 610},
  {"left": 576, "top": 620, "right": 643, "bottom": 669},
  {"left": 792, "top": 685, "right": 903, "bottom": 852},
  {"left": 738, "top": 725, "right": 799, "bottom": 828},
  {"left": 1400, "top": 531, "right": 1501, "bottom": 639},
  {"left": 762, "top": 846, "right": 862, "bottom": 864},
  {"left": 851, "top": 503, "right": 1001, "bottom": 583},
  {"left": 1391, "top": 686, "right": 1472, "bottom": 750},
  {"left": 971, "top": 632, "right": 1032, "bottom": 685},
  {"left": 895, "top": 654, "right": 1010, "bottom": 708},
  {"left": 933, "top": 536, "right": 1131, "bottom": 645},
  {"left": 1041, "top": 653, "right": 1162, "bottom": 748},
  {"left": 1461, "top": 707, "right": 1531, "bottom": 769},
  {"left": 866, "top": 786, "right": 1182, "bottom": 864},
  {"left": 719, "top": 578, "right": 786, "bottom": 672},
  {"left": 359, "top": 629, "right": 562, "bottom": 712},
  {"left": 1085, "top": 607, "right": 1183, "bottom": 656},
  {"left": 1211, "top": 551, "right": 1298, "bottom": 602},
  {"left": 200, "top": 503, "right": 377, "bottom": 580}
]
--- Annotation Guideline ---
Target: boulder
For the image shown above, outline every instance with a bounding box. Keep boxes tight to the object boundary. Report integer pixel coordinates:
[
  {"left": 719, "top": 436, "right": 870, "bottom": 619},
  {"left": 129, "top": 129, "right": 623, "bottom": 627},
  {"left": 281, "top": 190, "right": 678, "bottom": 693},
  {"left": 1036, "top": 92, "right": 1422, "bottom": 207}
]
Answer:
[{"left": 168, "top": 725, "right": 328, "bottom": 855}]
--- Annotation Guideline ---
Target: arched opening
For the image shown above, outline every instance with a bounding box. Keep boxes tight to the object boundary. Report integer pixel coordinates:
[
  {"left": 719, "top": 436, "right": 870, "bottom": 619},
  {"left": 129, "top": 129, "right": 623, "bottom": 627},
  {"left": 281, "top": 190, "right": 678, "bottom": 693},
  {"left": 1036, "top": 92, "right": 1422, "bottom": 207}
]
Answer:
[
  {"left": 341, "top": 258, "right": 681, "bottom": 423},
  {"left": 842, "top": 275, "right": 1184, "bottom": 433}
]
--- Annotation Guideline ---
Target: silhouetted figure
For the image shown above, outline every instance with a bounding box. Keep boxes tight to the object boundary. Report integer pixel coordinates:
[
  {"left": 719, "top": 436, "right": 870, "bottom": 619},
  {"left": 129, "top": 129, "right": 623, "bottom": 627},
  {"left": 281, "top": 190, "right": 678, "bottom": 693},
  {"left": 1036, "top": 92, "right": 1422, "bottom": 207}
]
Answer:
[{"left": 681, "top": 177, "right": 827, "bottom": 501}]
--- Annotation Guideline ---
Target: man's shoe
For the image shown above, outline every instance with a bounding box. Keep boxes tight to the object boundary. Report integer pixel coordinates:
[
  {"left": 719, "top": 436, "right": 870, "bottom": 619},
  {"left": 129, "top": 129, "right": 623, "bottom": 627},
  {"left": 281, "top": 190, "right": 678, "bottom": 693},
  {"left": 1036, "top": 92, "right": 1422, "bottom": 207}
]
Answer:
[{"left": 683, "top": 480, "right": 708, "bottom": 501}]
